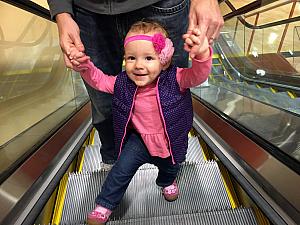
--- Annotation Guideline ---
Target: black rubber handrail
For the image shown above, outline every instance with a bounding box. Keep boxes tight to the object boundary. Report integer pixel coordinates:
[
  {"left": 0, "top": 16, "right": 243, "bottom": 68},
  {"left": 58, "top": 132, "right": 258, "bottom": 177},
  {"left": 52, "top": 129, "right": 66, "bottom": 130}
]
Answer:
[
  {"left": 223, "top": 0, "right": 300, "bottom": 29},
  {"left": 2, "top": 0, "right": 51, "bottom": 20},
  {"left": 223, "top": 0, "right": 262, "bottom": 21}
]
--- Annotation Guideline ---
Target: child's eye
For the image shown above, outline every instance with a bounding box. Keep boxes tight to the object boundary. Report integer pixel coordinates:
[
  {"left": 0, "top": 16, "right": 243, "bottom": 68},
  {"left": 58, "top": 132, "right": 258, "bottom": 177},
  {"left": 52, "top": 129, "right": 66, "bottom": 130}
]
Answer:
[
  {"left": 145, "top": 56, "right": 153, "bottom": 61},
  {"left": 126, "top": 56, "right": 135, "bottom": 60}
]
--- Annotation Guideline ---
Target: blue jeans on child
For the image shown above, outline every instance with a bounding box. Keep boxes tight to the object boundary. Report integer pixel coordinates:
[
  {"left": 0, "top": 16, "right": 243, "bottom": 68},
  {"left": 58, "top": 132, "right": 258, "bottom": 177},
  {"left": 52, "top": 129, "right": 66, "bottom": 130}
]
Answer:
[
  {"left": 73, "top": 0, "right": 189, "bottom": 164},
  {"left": 95, "top": 132, "right": 181, "bottom": 210}
]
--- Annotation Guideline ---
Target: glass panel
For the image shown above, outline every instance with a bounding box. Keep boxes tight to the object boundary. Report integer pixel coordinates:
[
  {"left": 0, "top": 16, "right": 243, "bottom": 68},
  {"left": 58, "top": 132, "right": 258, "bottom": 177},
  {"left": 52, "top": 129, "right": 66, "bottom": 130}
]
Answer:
[
  {"left": 292, "top": 26, "right": 300, "bottom": 72},
  {"left": 220, "top": 1, "right": 233, "bottom": 16},
  {"left": 30, "top": 0, "right": 49, "bottom": 9},
  {"left": 228, "top": 0, "right": 256, "bottom": 9},
  {"left": 192, "top": 12, "right": 300, "bottom": 163},
  {"left": 0, "top": 2, "right": 89, "bottom": 175}
]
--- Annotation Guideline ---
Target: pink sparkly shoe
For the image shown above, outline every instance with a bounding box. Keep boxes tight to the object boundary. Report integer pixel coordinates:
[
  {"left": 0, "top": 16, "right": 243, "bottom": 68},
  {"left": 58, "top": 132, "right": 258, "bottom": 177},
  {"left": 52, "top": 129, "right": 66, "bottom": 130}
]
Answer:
[
  {"left": 87, "top": 205, "right": 112, "bottom": 225},
  {"left": 162, "top": 181, "right": 179, "bottom": 202}
]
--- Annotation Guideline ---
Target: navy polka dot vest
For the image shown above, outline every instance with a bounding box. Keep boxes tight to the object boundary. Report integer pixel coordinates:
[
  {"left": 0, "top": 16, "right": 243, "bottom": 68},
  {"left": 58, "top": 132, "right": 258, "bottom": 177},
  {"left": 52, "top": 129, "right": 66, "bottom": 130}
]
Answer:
[{"left": 112, "top": 65, "right": 193, "bottom": 163}]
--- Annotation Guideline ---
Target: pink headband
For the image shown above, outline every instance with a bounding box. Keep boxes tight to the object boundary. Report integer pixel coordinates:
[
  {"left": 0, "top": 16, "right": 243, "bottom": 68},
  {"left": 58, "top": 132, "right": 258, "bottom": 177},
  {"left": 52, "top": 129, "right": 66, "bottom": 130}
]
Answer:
[{"left": 124, "top": 33, "right": 174, "bottom": 65}]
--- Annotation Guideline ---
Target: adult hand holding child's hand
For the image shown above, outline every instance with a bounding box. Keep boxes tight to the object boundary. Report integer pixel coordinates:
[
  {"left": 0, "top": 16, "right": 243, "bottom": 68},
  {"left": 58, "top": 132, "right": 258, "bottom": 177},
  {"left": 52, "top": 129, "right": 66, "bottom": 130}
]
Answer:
[{"left": 182, "top": 28, "right": 210, "bottom": 60}]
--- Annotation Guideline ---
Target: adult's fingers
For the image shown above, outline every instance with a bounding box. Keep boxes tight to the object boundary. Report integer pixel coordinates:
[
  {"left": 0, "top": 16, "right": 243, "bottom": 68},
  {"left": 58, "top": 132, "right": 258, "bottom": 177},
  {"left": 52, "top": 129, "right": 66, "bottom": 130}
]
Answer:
[
  {"left": 187, "top": 11, "right": 197, "bottom": 34},
  {"left": 198, "top": 23, "right": 208, "bottom": 47},
  {"left": 72, "top": 34, "right": 85, "bottom": 52},
  {"left": 63, "top": 54, "right": 73, "bottom": 69}
]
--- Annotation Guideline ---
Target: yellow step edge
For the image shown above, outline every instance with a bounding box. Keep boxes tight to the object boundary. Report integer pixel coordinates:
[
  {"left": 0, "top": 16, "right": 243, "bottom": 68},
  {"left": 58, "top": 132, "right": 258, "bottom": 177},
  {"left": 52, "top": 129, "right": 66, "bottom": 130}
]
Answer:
[
  {"left": 253, "top": 204, "right": 271, "bottom": 225},
  {"left": 77, "top": 146, "right": 86, "bottom": 172},
  {"left": 89, "top": 128, "right": 96, "bottom": 145},
  {"left": 287, "top": 91, "right": 296, "bottom": 99},
  {"left": 52, "top": 133, "right": 91, "bottom": 224},
  {"left": 212, "top": 53, "right": 219, "bottom": 58},
  {"left": 52, "top": 173, "right": 69, "bottom": 225},
  {"left": 217, "top": 162, "right": 240, "bottom": 209},
  {"left": 270, "top": 87, "right": 277, "bottom": 94},
  {"left": 198, "top": 137, "right": 213, "bottom": 161}
]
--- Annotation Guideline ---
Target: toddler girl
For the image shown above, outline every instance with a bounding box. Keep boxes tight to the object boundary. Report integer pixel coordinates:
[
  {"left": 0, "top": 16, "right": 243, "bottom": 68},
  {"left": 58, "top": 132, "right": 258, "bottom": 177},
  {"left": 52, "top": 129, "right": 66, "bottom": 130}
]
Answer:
[{"left": 70, "top": 20, "right": 212, "bottom": 225}]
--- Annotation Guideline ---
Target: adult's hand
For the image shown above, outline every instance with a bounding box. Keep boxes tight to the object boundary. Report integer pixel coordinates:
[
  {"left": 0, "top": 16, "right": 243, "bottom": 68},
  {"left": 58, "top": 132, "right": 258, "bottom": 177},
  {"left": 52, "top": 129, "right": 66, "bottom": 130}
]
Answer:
[
  {"left": 56, "top": 13, "right": 85, "bottom": 68},
  {"left": 188, "top": 0, "right": 224, "bottom": 45}
]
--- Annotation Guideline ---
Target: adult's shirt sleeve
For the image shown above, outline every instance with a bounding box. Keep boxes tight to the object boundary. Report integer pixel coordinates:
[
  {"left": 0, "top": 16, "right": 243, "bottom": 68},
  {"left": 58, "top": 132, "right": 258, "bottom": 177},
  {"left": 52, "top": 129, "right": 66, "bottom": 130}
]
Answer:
[
  {"left": 77, "top": 60, "right": 116, "bottom": 94},
  {"left": 47, "top": 0, "right": 74, "bottom": 20},
  {"left": 176, "top": 47, "right": 213, "bottom": 91}
]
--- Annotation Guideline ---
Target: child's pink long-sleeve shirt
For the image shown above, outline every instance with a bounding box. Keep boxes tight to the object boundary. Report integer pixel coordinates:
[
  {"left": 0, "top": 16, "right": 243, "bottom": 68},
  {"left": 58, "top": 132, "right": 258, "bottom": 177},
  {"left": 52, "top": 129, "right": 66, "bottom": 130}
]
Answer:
[{"left": 79, "top": 50, "right": 212, "bottom": 158}]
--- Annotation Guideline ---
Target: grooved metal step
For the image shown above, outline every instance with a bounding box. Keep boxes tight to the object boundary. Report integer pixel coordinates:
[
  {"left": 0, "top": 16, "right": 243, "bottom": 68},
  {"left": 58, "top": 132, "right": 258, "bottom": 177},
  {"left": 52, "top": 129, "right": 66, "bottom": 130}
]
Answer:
[
  {"left": 60, "top": 162, "right": 231, "bottom": 224},
  {"left": 82, "top": 136, "right": 204, "bottom": 172},
  {"left": 58, "top": 208, "right": 258, "bottom": 225},
  {"left": 103, "top": 208, "right": 258, "bottom": 225}
]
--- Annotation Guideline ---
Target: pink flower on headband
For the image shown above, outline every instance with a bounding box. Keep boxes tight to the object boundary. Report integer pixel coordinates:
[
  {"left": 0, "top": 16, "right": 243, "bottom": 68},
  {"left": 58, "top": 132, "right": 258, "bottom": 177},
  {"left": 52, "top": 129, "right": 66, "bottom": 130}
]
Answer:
[
  {"left": 123, "top": 32, "right": 174, "bottom": 65},
  {"left": 152, "top": 33, "right": 166, "bottom": 54},
  {"left": 159, "top": 38, "right": 174, "bottom": 65}
]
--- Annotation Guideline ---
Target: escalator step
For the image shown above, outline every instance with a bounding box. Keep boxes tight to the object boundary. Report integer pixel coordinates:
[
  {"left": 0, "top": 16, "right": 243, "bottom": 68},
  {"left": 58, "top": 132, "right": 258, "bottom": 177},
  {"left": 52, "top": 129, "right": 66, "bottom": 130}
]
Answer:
[
  {"left": 186, "top": 136, "right": 205, "bottom": 163},
  {"left": 106, "top": 208, "right": 258, "bottom": 225},
  {"left": 81, "top": 145, "right": 102, "bottom": 172},
  {"left": 59, "top": 208, "right": 257, "bottom": 225},
  {"left": 82, "top": 136, "right": 204, "bottom": 172},
  {"left": 60, "top": 162, "right": 231, "bottom": 224}
]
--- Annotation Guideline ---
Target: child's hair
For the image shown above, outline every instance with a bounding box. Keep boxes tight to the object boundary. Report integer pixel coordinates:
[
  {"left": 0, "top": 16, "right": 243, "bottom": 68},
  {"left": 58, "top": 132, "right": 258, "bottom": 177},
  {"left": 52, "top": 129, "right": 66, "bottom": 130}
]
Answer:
[{"left": 128, "top": 20, "right": 169, "bottom": 37}]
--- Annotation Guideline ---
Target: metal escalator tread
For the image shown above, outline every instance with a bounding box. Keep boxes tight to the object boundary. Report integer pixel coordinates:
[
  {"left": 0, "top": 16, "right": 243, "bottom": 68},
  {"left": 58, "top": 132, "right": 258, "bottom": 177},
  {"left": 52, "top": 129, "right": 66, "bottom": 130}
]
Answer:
[
  {"left": 104, "top": 208, "right": 258, "bottom": 225},
  {"left": 185, "top": 136, "right": 205, "bottom": 163},
  {"left": 81, "top": 145, "right": 102, "bottom": 172},
  {"left": 59, "top": 208, "right": 258, "bottom": 225},
  {"left": 60, "top": 162, "right": 231, "bottom": 224},
  {"left": 82, "top": 136, "right": 204, "bottom": 172}
]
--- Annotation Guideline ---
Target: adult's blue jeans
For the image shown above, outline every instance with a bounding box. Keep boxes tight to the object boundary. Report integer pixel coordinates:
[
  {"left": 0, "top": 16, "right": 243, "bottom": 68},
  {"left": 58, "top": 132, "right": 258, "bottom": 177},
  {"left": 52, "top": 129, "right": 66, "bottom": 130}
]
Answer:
[
  {"left": 95, "top": 132, "right": 181, "bottom": 210},
  {"left": 74, "top": 0, "right": 189, "bottom": 164}
]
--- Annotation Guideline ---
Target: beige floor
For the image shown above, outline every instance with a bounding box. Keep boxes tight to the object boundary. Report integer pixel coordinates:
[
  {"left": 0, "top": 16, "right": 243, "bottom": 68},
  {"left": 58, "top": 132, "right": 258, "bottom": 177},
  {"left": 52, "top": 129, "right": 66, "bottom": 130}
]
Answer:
[{"left": 221, "top": 0, "right": 300, "bottom": 71}]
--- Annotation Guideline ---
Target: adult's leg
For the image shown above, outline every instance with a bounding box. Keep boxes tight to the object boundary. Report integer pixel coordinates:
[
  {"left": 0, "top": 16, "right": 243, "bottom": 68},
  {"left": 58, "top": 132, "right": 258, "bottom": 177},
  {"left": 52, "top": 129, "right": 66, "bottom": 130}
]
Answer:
[
  {"left": 124, "top": 0, "right": 190, "bottom": 68},
  {"left": 95, "top": 132, "right": 151, "bottom": 210},
  {"left": 74, "top": 7, "right": 124, "bottom": 164}
]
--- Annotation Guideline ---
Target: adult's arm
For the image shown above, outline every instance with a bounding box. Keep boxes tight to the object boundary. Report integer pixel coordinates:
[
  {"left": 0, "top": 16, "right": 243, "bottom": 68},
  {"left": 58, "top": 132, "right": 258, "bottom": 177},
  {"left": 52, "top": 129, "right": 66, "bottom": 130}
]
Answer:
[
  {"left": 47, "top": 0, "right": 84, "bottom": 68},
  {"left": 188, "top": 0, "right": 224, "bottom": 44},
  {"left": 47, "top": 0, "right": 74, "bottom": 20}
]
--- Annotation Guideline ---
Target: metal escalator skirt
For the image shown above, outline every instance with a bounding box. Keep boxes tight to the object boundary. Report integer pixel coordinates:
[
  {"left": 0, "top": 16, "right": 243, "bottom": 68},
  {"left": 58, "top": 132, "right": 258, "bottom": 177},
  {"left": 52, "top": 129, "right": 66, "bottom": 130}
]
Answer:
[{"left": 60, "top": 162, "right": 231, "bottom": 224}]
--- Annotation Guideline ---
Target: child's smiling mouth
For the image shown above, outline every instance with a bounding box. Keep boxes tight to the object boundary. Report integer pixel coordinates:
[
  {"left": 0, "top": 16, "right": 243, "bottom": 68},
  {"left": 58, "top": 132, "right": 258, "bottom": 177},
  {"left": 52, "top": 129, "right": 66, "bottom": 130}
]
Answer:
[{"left": 134, "top": 73, "right": 147, "bottom": 76}]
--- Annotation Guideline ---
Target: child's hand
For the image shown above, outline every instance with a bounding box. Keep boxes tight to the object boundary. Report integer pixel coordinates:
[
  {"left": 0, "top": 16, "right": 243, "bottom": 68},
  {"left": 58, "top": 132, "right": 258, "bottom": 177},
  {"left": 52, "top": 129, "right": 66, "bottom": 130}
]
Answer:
[
  {"left": 182, "top": 28, "right": 210, "bottom": 60},
  {"left": 69, "top": 47, "right": 90, "bottom": 71}
]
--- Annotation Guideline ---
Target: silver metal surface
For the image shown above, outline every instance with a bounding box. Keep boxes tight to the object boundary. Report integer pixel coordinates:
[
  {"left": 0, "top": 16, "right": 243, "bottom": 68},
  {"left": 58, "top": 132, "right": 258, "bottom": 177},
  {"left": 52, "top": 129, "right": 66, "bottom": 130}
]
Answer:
[
  {"left": 60, "top": 162, "right": 231, "bottom": 223},
  {"left": 0, "top": 118, "right": 92, "bottom": 225},
  {"left": 59, "top": 208, "right": 258, "bottom": 225},
  {"left": 193, "top": 116, "right": 299, "bottom": 225},
  {"left": 82, "top": 136, "right": 204, "bottom": 173},
  {"left": 191, "top": 84, "right": 300, "bottom": 163}
]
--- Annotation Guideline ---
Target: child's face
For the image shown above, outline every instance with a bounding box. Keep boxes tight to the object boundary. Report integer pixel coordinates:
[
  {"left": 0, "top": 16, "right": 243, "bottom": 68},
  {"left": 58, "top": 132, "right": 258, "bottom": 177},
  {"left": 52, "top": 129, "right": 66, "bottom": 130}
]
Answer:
[{"left": 124, "top": 32, "right": 163, "bottom": 87}]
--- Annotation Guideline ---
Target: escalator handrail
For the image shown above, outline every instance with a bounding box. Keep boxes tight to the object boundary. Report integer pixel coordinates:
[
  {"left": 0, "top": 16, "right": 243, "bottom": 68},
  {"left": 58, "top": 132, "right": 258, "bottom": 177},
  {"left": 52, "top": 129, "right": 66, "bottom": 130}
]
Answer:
[
  {"left": 223, "top": 0, "right": 262, "bottom": 21},
  {"left": 0, "top": 104, "right": 92, "bottom": 225},
  {"left": 215, "top": 41, "right": 300, "bottom": 92},
  {"left": 2, "top": 0, "right": 51, "bottom": 21},
  {"left": 223, "top": 0, "right": 300, "bottom": 30},
  {"left": 192, "top": 97, "right": 300, "bottom": 225},
  {"left": 192, "top": 94, "right": 300, "bottom": 175}
]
